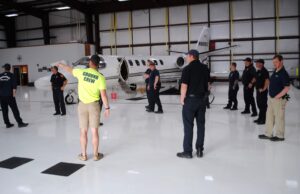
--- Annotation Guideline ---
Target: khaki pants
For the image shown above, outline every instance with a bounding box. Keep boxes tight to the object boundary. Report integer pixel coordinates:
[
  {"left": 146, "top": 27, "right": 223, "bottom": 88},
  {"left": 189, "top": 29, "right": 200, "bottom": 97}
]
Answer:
[
  {"left": 265, "top": 98, "right": 287, "bottom": 138},
  {"left": 78, "top": 101, "right": 100, "bottom": 129}
]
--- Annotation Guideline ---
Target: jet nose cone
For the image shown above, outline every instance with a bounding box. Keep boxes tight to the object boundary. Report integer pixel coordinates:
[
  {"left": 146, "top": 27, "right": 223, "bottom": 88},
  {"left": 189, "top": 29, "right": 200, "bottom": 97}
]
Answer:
[{"left": 34, "top": 76, "right": 51, "bottom": 90}]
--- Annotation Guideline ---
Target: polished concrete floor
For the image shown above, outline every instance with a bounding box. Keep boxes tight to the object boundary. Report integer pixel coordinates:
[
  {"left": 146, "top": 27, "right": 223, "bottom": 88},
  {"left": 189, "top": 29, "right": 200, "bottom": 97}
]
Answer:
[{"left": 0, "top": 83, "right": 299, "bottom": 194}]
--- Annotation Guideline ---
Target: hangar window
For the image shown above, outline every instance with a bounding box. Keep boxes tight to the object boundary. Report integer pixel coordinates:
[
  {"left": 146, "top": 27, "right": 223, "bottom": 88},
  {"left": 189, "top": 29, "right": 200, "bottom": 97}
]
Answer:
[
  {"left": 159, "top": 60, "right": 164, "bottom": 65},
  {"left": 128, "top": 60, "right": 134, "bottom": 66},
  {"left": 141, "top": 60, "right": 146, "bottom": 66},
  {"left": 135, "top": 60, "right": 140, "bottom": 66}
]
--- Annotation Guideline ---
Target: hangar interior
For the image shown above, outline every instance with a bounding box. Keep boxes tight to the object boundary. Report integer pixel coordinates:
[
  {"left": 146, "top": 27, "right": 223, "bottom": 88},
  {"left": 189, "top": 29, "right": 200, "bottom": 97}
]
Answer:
[{"left": 0, "top": 0, "right": 299, "bottom": 194}]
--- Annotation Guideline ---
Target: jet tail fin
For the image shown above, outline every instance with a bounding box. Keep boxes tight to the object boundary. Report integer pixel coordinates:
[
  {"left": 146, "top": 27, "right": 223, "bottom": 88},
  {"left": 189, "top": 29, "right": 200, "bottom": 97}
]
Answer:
[{"left": 195, "top": 26, "right": 210, "bottom": 53}]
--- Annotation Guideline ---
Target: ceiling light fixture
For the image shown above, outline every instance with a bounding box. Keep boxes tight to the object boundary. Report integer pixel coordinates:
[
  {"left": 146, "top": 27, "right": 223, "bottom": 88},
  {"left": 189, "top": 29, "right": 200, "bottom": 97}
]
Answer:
[
  {"left": 56, "top": 6, "right": 71, "bottom": 10},
  {"left": 5, "top": 13, "right": 18, "bottom": 17}
]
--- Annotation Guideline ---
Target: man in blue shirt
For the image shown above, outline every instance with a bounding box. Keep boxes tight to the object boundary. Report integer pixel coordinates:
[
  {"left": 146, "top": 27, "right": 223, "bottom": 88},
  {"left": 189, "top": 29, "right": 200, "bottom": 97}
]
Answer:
[
  {"left": 224, "top": 62, "right": 240, "bottom": 110},
  {"left": 146, "top": 60, "right": 163, "bottom": 114},
  {"left": 259, "top": 55, "right": 290, "bottom": 141},
  {"left": 0, "top": 64, "right": 28, "bottom": 128}
]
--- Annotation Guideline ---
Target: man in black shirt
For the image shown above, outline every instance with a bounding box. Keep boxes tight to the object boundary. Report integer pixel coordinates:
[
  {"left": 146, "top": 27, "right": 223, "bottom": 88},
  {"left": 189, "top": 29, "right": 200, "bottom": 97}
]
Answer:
[
  {"left": 254, "top": 59, "right": 270, "bottom": 125},
  {"left": 50, "top": 66, "right": 67, "bottom": 116},
  {"left": 177, "top": 50, "right": 209, "bottom": 159},
  {"left": 144, "top": 67, "right": 151, "bottom": 110},
  {"left": 0, "top": 64, "right": 28, "bottom": 128},
  {"left": 224, "top": 62, "right": 239, "bottom": 110},
  {"left": 146, "top": 60, "right": 163, "bottom": 114},
  {"left": 241, "top": 57, "right": 257, "bottom": 116},
  {"left": 259, "top": 55, "right": 290, "bottom": 141}
]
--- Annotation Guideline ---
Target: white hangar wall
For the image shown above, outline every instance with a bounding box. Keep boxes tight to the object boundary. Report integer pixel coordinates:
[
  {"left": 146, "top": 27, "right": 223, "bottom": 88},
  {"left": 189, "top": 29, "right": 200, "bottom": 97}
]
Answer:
[
  {"left": 98, "top": 0, "right": 299, "bottom": 76},
  {"left": 0, "top": 0, "right": 299, "bottom": 77}
]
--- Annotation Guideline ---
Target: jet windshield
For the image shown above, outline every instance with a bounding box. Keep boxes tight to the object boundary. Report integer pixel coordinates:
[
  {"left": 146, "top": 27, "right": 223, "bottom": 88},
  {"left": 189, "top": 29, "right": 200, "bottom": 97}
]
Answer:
[{"left": 73, "top": 56, "right": 107, "bottom": 69}]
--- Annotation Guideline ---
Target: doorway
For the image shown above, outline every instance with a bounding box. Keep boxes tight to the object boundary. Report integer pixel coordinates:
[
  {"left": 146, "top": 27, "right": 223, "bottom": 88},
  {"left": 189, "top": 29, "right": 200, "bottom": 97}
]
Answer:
[{"left": 13, "top": 65, "right": 29, "bottom": 86}]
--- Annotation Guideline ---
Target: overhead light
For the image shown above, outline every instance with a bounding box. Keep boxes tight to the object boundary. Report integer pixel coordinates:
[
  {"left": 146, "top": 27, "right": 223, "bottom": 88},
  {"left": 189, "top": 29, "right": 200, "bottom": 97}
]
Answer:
[
  {"left": 118, "top": 0, "right": 130, "bottom": 2},
  {"left": 56, "top": 6, "right": 70, "bottom": 10},
  {"left": 5, "top": 13, "right": 18, "bottom": 17}
]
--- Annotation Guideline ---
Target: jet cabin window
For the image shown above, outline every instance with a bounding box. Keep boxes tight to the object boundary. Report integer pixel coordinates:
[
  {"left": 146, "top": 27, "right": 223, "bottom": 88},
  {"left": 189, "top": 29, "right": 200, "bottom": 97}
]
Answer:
[
  {"left": 159, "top": 60, "right": 164, "bottom": 65},
  {"left": 128, "top": 60, "right": 134, "bottom": 66},
  {"left": 135, "top": 60, "right": 140, "bottom": 66},
  {"left": 154, "top": 60, "right": 158, "bottom": 66},
  {"left": 142, "top": 60, "right": 146, "bottom": 66}
]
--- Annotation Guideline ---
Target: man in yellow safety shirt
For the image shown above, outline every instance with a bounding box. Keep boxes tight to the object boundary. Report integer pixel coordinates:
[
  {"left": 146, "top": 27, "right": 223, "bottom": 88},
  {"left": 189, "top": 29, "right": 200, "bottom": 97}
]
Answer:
[{"left": 57, "top": 54, "right": 110, "bottom": 161}]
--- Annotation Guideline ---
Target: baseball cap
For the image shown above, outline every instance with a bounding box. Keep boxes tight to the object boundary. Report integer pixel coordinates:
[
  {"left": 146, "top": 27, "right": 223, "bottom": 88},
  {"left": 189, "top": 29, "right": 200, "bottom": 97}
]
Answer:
[
  {"left": 2, "top": 63, "right": 11, "bottom": 69},
  {"left": 186, "top": 49, "right": 200, "bottom": 58},
  {"left": 255, "top": 59, "right": 265, "bottom": 64},
  {"left": 243, "top": 57, "right": 252, "bottom": 62},
  {"left": 89, "top": 55, "right": 100, "bottom": 65}
]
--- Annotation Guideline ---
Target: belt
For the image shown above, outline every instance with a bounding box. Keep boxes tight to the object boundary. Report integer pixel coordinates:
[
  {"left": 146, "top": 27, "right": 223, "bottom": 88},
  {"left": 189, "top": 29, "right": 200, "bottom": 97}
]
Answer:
[{"left": 188, "top": 94, "right": 205, "bottom": 98}]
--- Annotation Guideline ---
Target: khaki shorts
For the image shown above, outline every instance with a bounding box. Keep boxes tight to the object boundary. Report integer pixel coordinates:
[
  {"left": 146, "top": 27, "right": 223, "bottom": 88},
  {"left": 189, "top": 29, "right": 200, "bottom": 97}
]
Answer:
[{"left": 78, "top": 101, "right": 100, "bottom": 129}]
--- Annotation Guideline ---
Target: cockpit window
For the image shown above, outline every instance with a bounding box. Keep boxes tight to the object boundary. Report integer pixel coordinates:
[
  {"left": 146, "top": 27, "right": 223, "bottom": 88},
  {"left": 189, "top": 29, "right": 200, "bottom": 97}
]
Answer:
[
  {"left": 99, "top": 57, "right": 107, "bottom": 69},
  {"left": 73, "top": 57, "right": 89, "bottom": 67},
  {"left": 72, "top": 56, "right": 107, "bottom": 69}
]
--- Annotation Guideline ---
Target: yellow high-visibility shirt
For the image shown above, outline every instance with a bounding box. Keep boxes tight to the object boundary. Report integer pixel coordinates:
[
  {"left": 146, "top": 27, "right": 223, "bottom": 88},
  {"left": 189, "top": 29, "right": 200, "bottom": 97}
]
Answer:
[{"left": 73, "top": 68, "right": 106, "bottom": 104}]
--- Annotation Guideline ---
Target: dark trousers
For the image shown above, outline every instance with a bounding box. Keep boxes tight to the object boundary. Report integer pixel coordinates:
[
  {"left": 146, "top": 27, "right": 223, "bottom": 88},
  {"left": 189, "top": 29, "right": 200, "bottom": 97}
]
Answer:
[
  {"left": 146, "top": 84, "right": 150, "bottom": 106},
  {"left": 256, "top": 90, "right": 268, "bottom": 122},
  {"left": 227, "top": 87, "right": 239, "bottom": 108},
  {"left": 0, "top": 96, "right": 23, "bottom": 125},
  {"left": 53, "top": 89, "right": 66, "bottom": 114},
  {"left": 182, "top": 97, "right": 206, "bottom": 153},
  {"left": 243, "top": 86, "right": 257, "bottom": 113},
  {"left": 149, "top": 86, "right": 163, "bottom": 111}
]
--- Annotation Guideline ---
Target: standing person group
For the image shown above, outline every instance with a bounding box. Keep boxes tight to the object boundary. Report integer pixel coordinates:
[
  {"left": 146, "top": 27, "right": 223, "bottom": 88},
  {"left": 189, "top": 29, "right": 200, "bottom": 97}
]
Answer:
[
  {"left": 50, "top": 66, "right": 67, "bottom": 116},
  {"left": 146, "top": 60, "right": 163, "bottom": 114},
  {"left": 0, "top": 64, "right": 28, "bottom": 128}
]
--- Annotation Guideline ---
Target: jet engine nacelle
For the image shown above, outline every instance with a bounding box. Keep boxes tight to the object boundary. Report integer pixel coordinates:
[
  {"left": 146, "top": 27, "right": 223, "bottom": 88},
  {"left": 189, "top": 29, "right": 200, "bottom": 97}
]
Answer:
[{"left": 176, "top": 55, "right": 188, "bottom": 69}]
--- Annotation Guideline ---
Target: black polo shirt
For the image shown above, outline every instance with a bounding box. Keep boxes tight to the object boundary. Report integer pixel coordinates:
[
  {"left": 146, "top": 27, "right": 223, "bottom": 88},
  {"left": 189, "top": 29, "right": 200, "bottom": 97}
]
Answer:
[
  {"left": 0, "top": 72, "right": 17, "bottom": 97},
  {"left": 269, "top": 66, "right": 290, "bottom": 98},
  {"left": 256, "top": 67, "right": 269, "bottom": 90},
  {"left": 145, "top": 68, "right": 151, "bottom": 85},
  {"left": 181, "top": 60, "right": 209, "bottom": 96},
  {"left": 229, "top": 70, "right": 240, "bottom": 88},
  {"left": 149, "top": 69, "right": 161, "bottom": 88},
  {"left": 242, "top": 65, "right": 256, "bottom": 86},
  {"left": 50, "top": 72, "right": 67, "bottom": 90}
]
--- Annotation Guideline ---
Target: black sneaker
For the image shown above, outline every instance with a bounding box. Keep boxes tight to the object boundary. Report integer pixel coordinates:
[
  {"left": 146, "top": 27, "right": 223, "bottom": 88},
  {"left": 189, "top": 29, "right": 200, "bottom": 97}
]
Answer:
[
  {"left": 251, "top": 113, "right": 258, "bottom": 117},
  {"left": 18, "top": 123, "right": 28, "bottom": 128},
  {"left": 53, "top": 112, "right": 60, "bottom": 115},
  {"left": 241, "top": 110, "right": 250, "bottom": 114},
  {"left": 145, "top": 105, "right": 150, "bottom": 109},
  {"left": 230, "top": 107, "right": 238, "bottom": 111},
  {"left": 61, "top": 113, "right": 66, "bottom": 116},
  {"left": 6, "top": 123, "right": 14, "bottom": 128},
  {"left": 154, "top": 110, "right": 163, "bottom": 114},
  {"left": 257, "top": 121, "right": 265, "bottom": 125},
  {"left": 258, "top": 134, "right": 271, "bottom": 139},
  {"left": 223, "top": 106, "right": 231, "bottom": 109},
  {"left": 253, "top": 119, "right": 260, "bottom": 123},
  {"left": 176, "top": 152, "right": 193, "bottom": 159},
  {"left": 270, "top": 136, "right": 285, "bottom": 142},
  {"left": 196, "top": 149, "right": 203, "bottom": 158},
  {"left": 146, "top": 109, "right": 154, "bottom": 113}
]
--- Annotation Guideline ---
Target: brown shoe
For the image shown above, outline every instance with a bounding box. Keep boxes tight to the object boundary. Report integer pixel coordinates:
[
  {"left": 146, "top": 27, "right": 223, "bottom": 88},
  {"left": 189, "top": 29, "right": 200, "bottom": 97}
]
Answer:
[
  {"left": 78, "top": 154, "right": 87, "bottom": 161},
  {"left": 94, "top": 153, "right": 104, "bottom": 161}
]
